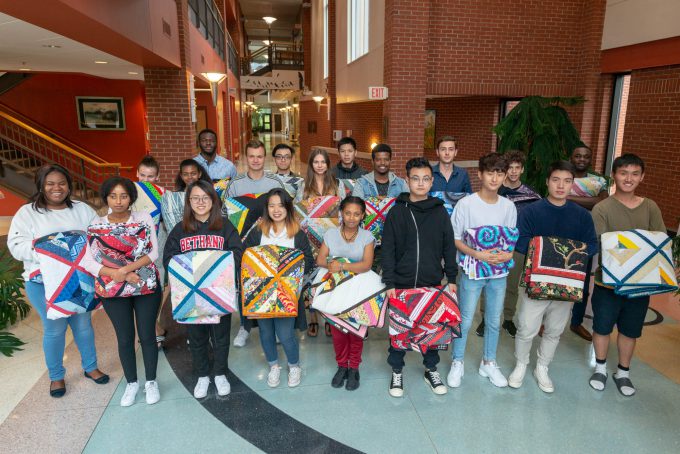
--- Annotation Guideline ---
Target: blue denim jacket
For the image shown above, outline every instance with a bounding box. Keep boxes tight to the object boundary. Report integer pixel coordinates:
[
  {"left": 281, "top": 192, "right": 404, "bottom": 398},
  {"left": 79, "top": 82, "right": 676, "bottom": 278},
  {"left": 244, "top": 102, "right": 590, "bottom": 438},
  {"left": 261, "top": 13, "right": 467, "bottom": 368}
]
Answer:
[{"left": 351, "top": 171, "right": 409, "bottom": 199}]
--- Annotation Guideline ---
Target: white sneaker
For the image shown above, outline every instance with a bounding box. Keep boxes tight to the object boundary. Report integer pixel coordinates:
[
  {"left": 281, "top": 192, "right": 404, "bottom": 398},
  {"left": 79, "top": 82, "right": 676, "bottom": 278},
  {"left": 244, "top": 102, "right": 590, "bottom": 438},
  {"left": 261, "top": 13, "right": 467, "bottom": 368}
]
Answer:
[
  {"left": 194, "top": 376, "right": 210, "bottom": 399},
  {"left": 233, "top": 327, "right": 249, "bottom": 347},
  {"left": 389, "top": 372, "right": 404, "bottom": 398},
  {"left": 214, "top": 375, "right": 231, "bottom": 396},
  {"left": 120, "top": 382, "right": 139, "bottom": 407},
  {"left": 145, "top": 380, "right": 160, "bottom": 404},
  {"left": 508, "top": 363, "right": 527, "bottom": 389},
  {"left": 534, "top": 365, "right": 554, "bottom": 393},
  {"left": 288, "top": 366, "right": 302, "bottom": 387},
  {"left": 447, "top": 360, "right": 464, "bottom": 388},
  {"left": 478, "top": 360, "right": 508, "bottom": 388},
  {"left": 267, "top": 365, "right": 282, "bottom": 387}
]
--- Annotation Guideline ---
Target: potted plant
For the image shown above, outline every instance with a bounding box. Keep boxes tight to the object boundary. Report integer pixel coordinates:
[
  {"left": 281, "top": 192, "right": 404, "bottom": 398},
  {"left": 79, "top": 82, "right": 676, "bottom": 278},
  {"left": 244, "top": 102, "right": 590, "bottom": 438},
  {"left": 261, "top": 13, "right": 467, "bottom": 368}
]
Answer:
[{"left": 0, "top": 247, "right": 30, "bottom": 357}]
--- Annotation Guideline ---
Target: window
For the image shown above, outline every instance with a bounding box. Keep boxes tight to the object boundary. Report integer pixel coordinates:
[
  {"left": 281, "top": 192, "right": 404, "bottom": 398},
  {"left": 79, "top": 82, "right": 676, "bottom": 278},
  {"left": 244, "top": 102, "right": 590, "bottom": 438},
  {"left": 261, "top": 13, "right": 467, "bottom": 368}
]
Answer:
[
  {"left": 347, "top": 0, "right": 369, "bottom": 63},
  {"left": 604, "top": 73, "right": 631, "bottom": 176},
  {"left": 323, "top": 0, "right": 329, "bottom": 78}
]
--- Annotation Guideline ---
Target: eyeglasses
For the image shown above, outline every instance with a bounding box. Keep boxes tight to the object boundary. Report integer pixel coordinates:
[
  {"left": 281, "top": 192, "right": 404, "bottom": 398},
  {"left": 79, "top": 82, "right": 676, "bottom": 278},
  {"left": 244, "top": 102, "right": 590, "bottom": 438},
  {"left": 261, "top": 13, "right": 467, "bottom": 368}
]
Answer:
[
  {"left": 409, "top": 176, "right": 433, "bottom": 184},
  {"left": 274, "top": 155, "right": 292, "bottom": 161},
  {"left": 189, "top": 196, "right": 211, "bottom": 203}
]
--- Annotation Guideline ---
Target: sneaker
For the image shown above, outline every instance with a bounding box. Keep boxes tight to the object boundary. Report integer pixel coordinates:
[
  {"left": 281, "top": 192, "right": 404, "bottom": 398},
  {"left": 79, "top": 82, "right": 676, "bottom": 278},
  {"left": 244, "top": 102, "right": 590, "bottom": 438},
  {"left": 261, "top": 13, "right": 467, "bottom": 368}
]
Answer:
[
  {"left": 534, "top": 365, "right": 554, "bottom": 393},
  {"left": 508, "top": 363, "right": 527, "bottom": 389},
  {"left": 233, "top": 327, "right": 249, "bottom": 347},
  {"left": 145, "top": 380, "right": 160, "bottom": 405},
  {"left": 447, "top": 360, "right": 464, "bottom": 388},
  {"left": 345, "top": 368, "right": 360, "bottom": 391},
  {"left": 478, "top": 361, "right": 508, "bottom": 388},
  {"left": 475, "top": 320, "right": 485, "bottom": 337},
  {"left": 214, "top": 375, "right": 231, "bottom": 396},
  {"left": 389, "top": 371, "right": 404, "bottom": 398},
  {"left": 502, "top": 320, "right": 517, "bottom": 338},
  {"left": 288, "top": 366, "right": 302, "bottom": 387},
  {"left": 193, "top": 376, "right": 210, "bottom": 399},
  {"left": 331, "top": 367, "right": 348, "bottom": 388},
  {"left": 267, "top": 365, "right": 282, "bottom": 388},
  {"left": 424, "top": 370, "right": 447, "bottom": 395},
  {"left": 120, "top": 382, "right": 139, "bottom": 407}
]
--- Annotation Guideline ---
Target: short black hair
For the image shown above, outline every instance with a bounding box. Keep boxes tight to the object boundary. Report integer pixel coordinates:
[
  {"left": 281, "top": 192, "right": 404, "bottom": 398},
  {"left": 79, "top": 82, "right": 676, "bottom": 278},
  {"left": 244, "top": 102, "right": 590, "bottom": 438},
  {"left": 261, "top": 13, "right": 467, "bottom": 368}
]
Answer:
[
  {"left": 272, "top": 143, "right": 295, "bottom": 157},
  {"left": 137, "top": 155, "right": 160, "bottom": 173},
  {"left": 30, "top": 164, "right": 74, "bottom": 212},
  {"left": 478, "top": 152, "right": 509, "bottom": 173},
  {"left": 405, "top": 157, "right": 433, "bottom": 177},
  {"left": 547, "top": 161, "right": 576, "bottom": 179},
  {"left": 339, "top": 195, "right": 366, "bottom": 214},
  {"left": 337, "top": 137, "right": 357, "bottom": 151},
  {"left": 372, "top": 143, "right": 392, "bottom": 160},
  {"left": 197, "top": 128, "right": 217, "bottom": 142},
  {"left": 505, "top": 150, "right": 526, "bottom": 166},
  {"left": 100, "top": 176, "right": 137, "bottom": 206},
  {"left": 612, "top": 153, "right": 645, "bottom": 174}
]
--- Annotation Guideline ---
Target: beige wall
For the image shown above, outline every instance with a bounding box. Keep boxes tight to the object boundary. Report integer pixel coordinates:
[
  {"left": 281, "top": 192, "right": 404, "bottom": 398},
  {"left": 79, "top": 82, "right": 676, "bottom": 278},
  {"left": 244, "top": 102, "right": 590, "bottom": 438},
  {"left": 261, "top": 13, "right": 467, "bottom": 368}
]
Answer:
[
  {"left": 603, "top": 0, "right": 680, "bottom": 49},
  {"left": 310, "top": 0, "right": 326, "bottom": 97}
]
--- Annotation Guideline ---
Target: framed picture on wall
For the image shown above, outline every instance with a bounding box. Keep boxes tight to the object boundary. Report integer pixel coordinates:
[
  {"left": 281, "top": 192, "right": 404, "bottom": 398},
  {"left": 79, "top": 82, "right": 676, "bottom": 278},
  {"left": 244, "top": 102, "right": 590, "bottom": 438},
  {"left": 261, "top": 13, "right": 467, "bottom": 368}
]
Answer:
[
  {"left": 76, "top": 97, "right": 126, "bottom": 130},
  {"left": 424, "top": 109, "right": 436, "bottom": 149}
]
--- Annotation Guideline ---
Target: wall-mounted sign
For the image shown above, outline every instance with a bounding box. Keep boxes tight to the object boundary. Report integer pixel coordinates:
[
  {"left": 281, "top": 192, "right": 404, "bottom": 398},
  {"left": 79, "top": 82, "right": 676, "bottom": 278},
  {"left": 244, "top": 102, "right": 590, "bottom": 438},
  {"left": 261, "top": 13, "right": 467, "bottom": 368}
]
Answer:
[{"left": 369, "top": 86, "right": 388, "bottom": 100}]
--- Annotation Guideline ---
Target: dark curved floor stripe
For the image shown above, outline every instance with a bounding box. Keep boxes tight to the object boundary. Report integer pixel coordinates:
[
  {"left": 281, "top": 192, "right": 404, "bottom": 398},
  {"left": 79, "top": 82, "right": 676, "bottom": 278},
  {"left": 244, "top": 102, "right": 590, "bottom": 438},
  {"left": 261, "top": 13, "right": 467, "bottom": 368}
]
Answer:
[{"left": 163, "top": 329, "right": 362, "bottom": 454}]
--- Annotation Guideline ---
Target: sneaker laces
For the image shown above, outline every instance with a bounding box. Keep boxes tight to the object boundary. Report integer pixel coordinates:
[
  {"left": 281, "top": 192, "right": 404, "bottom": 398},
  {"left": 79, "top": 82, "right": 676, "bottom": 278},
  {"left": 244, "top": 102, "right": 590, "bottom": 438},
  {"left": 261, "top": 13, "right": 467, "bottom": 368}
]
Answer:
[
  {"left": 427, "top": 370, "right": 443, "bottom": 386},
  {"left": 391, "top": 373, "right": 402, "bottom": 387}
]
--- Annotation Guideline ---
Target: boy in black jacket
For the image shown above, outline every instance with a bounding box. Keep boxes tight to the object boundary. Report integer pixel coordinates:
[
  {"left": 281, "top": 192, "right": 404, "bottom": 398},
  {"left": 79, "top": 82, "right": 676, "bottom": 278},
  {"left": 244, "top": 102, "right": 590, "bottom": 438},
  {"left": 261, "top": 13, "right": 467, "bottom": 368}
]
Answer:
[{"left": 381, "top": 157, "right": 458, "bottom": 397}]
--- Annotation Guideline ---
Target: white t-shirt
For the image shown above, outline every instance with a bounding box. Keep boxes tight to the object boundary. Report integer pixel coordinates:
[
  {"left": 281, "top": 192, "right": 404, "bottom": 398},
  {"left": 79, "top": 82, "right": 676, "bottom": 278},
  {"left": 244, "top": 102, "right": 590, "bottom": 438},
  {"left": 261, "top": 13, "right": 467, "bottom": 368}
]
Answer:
[{"left": 260, "top": 227, "right": 295, "bottom": 248}]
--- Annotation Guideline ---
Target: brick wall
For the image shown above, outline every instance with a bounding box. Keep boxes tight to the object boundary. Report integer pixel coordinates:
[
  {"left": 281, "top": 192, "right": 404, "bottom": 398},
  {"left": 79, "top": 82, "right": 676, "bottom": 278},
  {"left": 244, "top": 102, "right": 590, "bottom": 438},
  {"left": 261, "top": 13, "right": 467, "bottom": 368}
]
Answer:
[
  {"left": 298, "top": 99, "right": 332, "bottom": 164},
  {"left": 620, "top": 65, "right": 680, "bottom": 228},
  {"left": 335, "top": 100, "right": 383, "bottom": 154}
]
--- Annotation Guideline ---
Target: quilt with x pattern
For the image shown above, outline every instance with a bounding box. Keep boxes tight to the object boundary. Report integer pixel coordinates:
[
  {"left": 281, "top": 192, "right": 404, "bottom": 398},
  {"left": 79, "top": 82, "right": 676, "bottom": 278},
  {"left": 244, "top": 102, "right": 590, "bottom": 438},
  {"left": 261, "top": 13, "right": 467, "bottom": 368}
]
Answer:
[
  {"left": 221, "top": 193, "right": 264, "bottom": 237},
  {"left": 33, "top": 230, "right": 98, "bottom": 320},
  {"left": 458, "top": 225, "right": 520, "bottom": 279},
  {"left": 388, "top": 286, "right": 461, "bottom": 353},
  {"left": 241, "top": 245, "right": 305, "bottom": 318},
  {"left": 362, "top": 197, "right": 395, "bottom": 246},
  {"left": 429, "top": 192, "right": 467, "bottom": 216},
  {"left": 278, "top": 175, "right": 305, "bottom": 199},
  {"left": 87, "top": 222, "right": 158, "bottom": 298},
  {"left": 521, "top": 236, "right": 588, "bottom": 302},
  {"left": 601, "top": 229, "right": 678, "bottom": 298},
  {"left": 295, "top": 196, "right": 340, "bottom": 252},
  {"left": 338, "top": 179, "right": 356, "bottom": 197},
  {"left": 168, "top": 250, "right": 237, "bottom": 323},
  {"left": 213, "top": 178, "right": 231, "bottom": 199},
  {"left": 132, "top": 182, "right": 165, "bottom": 233}
]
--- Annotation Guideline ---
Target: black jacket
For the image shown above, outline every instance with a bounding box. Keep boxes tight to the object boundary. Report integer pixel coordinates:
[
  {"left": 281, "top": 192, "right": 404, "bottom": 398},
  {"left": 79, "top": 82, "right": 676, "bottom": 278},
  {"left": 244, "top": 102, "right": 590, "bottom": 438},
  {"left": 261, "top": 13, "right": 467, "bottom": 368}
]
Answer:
[
  {"left": 331, "top": 162, "right": 366, "bottom": 180},
  {"left": 381, "top": 193, "right": 457, "bottom": 289}
]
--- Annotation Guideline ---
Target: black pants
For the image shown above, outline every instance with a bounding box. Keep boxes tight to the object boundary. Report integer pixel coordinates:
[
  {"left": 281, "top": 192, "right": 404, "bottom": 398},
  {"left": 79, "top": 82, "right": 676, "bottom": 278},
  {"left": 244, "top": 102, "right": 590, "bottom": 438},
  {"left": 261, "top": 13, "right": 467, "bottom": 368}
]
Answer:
[
  {"left": 387, "top": 345, "right": 440, "bottom": 372},
  {"left": 187, "top": 314, "right": 231, "bottom": 376},
  {"left": 571, "top": 257, "right": 593, "bottom": 327},
  {"left": 103, "top": 287, "right": 162, "bottom": 383}
]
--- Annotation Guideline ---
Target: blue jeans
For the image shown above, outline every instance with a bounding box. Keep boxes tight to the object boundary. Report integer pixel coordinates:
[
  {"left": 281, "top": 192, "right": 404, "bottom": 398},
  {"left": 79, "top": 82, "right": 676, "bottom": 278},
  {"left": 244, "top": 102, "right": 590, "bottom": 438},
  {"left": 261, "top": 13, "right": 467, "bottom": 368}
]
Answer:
[
  {"left": 258, "top": 317, "right": 299, "bottom": 366},
  {"left": 24, "top": 281, "right": 99, "bottom": 381},
  {"left": 452, "top": 274, "right": 507, "bottom": 362}
]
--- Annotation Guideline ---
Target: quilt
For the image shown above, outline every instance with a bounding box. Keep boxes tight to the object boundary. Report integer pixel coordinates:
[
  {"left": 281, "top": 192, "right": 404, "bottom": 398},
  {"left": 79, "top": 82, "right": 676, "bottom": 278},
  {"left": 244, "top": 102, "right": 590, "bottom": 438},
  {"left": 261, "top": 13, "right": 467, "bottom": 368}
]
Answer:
[
  {"left": 279, "top": 175, "right": 305, "bottom": 199},
  {"left": 33, "top": 230, "right": 98, "bottom": 320},
  {"left": 132, "top": 182, "right": 165, "bottom": 233},
  {"left": 222, "top": 193, "right": 264, "bottom": 237},
  {"left": 570, "top": 174, "right": 607, "bottom": 197},
  {"left": 459, "top": 225, "right": 520, "bottom": 279},
  {"left": 501, "top": 184, "right": 541, "bottom": 214},
  {"left": 168, "top": 250, "right": 237, "bottom": 323},
  {"left": 295, "top": 196, "right": 341, "bottom": 252},
  {"left": 87, "top": 222, "right": 158, "bottom": 298},
  {"left": 429, "top": 192, "right": 467, "bottom": 216},
  {"left": 521, "top": 236, "right": 588, "bottom": 302},
  {"left": 241, "top": 245, "right": 305, "bottom": 318},
  {"left": 338, "top": 179, "right": 356, "bottom": 197},
  {"left": 362, "top": 197, "right": 395, "bottom": 246},
  {"left": 213, "top": 178, "right": 231, "bottom": 199},
  {"left": 601, "top": 229, "right": 678, "bottom": 298},
  {"left": 388, "top": 286, "right": 461, "bottom": 353}
]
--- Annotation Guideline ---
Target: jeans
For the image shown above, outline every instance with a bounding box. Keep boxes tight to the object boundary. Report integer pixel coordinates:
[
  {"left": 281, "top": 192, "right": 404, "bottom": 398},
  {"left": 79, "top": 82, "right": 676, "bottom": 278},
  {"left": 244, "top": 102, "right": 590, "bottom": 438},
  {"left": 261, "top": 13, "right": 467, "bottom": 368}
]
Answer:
[
  {"left": 514, "top": 293, "right": 572, "bottom": 366},
  {"left": 258, "top": 317, "right": 299, "bottom": 366},
  {"left": 452, "top": 274, "right": 507, "bottom": 362},
  {"left": 24, "top": 281, "right": 98, "bottom": 381},
  {"left": 187, "top": 314, "right": 231, "bottom": 376},
  {"left": 480, "top": 251, "right": 524, "bottom": 321}
]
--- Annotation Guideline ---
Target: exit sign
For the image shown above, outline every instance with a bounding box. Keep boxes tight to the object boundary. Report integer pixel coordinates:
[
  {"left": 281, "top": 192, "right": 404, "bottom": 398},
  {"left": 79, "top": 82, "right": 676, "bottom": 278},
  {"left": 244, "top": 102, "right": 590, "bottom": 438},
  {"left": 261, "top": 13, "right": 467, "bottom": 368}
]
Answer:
[{"left": 369, "top": 86, "right": 388, "bottom": 100}]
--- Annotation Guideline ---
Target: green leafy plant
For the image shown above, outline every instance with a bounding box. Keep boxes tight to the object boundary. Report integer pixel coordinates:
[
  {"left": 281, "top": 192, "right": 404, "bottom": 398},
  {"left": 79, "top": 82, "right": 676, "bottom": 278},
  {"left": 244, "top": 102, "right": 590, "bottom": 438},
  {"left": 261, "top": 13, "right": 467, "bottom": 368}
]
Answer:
[
  {"left": 494, "top": 96, "right": 585, "bottom": 195},
  {"left": 0, "top": 247, "right": 31, "bottom": 357}
]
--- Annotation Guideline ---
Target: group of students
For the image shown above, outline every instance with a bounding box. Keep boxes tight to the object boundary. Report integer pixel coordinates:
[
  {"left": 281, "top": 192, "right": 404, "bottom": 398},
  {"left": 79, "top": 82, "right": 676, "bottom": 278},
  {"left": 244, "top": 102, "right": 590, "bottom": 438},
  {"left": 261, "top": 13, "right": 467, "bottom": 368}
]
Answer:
[{"left": 7, "top": 128, "right": 665, "bottom": 408}]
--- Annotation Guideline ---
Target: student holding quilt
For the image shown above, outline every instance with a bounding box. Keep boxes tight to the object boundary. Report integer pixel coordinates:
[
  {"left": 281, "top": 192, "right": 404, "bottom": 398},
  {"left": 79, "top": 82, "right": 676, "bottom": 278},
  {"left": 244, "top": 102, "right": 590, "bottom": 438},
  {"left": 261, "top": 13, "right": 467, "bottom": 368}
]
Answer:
[
  {"left": 507, "top": 161, "right": 597, "bottom": 393},
  {"left": 316, "top": 196, "right": 376, "bottom": 391},
  {"left": 589, "top": 154, "right": 665, "bottom": 397},
  {"left": 243, "top": 188, "right": 315, "bottom": 388},
  {"left": 164, "top": 180, "right": 244, "bottom": 399},
  {"left": 351, "top": 144, "right": 408, "bottom": 198},
  {"left": 8, "top": 165, "right": 109, "bottom": 398},
  {"left": 161, "top": 159, "right": 212, "bottom": 232}
]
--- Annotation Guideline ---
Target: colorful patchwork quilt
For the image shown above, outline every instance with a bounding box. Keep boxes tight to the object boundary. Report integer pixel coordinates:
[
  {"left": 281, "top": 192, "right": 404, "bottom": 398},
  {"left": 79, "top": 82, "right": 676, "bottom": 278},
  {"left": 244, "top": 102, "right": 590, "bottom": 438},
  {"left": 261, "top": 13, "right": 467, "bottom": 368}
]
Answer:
[
  {"left": 601, "top": 229, "right": 678, "bottom": 298},
  {"left": 222, "top": 193, "right": 264, "bottom": 237},
  {"left": 279, "top": 175, "right": 305, "bottom": 199},
  {"left": 295, "top": 196, "right": 341, "bottom": 252},
  {"left": 33, "top": 230, "right": 98, "bottom": 320},
  {"left": 132, "top": 182, "right": 165, "bottom": 233},
  {"left": 338, "top": 179, "right": 356, "bottom": 196},
  {"left": 241, "top": 245, "right": 305, "bottom": 318},
  {"left": 501, "top": 184, "right": 541, "bottom": 214},
  {"left": 570, "top": 174, "right": 607, "bottom": 197},
  {"left": 429, "top": 192, "right": 467, "bottom": 216},
  {"left": 521, "top": 236, "right": 588, "bottom": 302},
  {"left": 168, "top": 250, "right": 237, "bottom": 323},
  {"left": 459, "top": 225, "right": 520, "bottom": 279},
  {"left": 87, "top": 222, "right": 158, "bottom": 298},
  {"left": 388, "top": 286, "right": 461, "bottom": 353},
  {"left": 321, "top": 312, "right": 368, "bottom": 338},
  {"left": 362, "top": 197, "right": 395, "bottom": 246},
  {"left": 213, "top": 178, "right": 231, "bottom": 199}
]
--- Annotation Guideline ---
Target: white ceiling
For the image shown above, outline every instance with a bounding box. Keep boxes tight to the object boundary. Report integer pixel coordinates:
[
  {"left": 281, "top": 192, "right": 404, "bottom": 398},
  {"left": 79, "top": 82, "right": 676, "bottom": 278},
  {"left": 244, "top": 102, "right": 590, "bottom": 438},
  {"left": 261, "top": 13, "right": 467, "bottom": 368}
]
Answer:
[
  {"left": 239, "top": 0, "right": 303, "bottom": 42},
  {"left": 0, "top": 12, "right": 143, "bottom": 80}
]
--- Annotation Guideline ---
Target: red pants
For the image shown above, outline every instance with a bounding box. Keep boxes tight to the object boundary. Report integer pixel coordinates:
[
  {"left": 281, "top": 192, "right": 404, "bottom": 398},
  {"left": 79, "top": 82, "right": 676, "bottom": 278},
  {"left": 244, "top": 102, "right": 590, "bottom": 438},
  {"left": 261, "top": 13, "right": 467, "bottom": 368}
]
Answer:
[{"left": 331, "top": 326, "right": 364, "bottom": 369}]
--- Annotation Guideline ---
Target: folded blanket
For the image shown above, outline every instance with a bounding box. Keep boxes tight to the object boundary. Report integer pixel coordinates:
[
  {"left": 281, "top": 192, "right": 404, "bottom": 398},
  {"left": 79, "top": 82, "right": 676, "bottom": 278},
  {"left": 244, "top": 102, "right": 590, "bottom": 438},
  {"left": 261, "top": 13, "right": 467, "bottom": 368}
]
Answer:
[
  {"left": 521, "top": 236, "right": 588, "bottom": 302},
  {"left": 87, "top": 222, "right": 158, "bottom": 298},
  {"left": 570, "top": 174, "right": 607, "bottom": 197},
  {"left": 321, "top": 312, "right": 368, "bottom": 338},
  {"left": 222, "top": 193, "right": 265, "bottom": 237},
  {"left": 338, "top": 179, "right": 356, "bottom": 197},
  {"left": 601, "top": 229, "right": 678, "bottom": 298},
  {"left": 241, "top": 245, "right": 305, "bottom": 318},
  {"left": 429, "top": 192, "right": 467, "bottom": 216},
  {"left": 279, "top": 175, "right": 305, "bottom": 199},
  {"left": 389, "top": 286, "right": 461, "bottom": 353},
  {"left": 501, "top": 184, "right": 541, "bottom": 213},
  {"left": 295, "top": 196, "right": 341, "bottom": 252},
  {"left": 33, "top": 230, "right": 98, "bottom": 319},
  {"left": 168, "top": 250, "right": 237, "bottom": 323},
  {"left": 459, "top": 226, "right": 519, "bottom": 279},
  {"left": 132, "top": 182, "right": 165, "bottom": 233},
  {"left": 362, "top": 197, "right": 396, "bottom": 246},
  {"left": 213, "top": 178, "right": 231, "bottom": 199}
]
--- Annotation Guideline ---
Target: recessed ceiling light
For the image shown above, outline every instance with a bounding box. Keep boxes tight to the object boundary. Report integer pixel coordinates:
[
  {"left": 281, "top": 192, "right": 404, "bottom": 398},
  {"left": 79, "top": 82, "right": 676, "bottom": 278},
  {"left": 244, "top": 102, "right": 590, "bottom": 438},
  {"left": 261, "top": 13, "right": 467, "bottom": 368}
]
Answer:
[
  {"left": 42, "top": 44, "right": 61, "bottom": 48},
  {"left": 19, "top": 68, "right": 31, "bottom": 71},
  {"left": 94, "top": 60, "right": 108, "bottom": 64},
  {"left": 128, "top": 71, "right": 139, "bottom": 75}
]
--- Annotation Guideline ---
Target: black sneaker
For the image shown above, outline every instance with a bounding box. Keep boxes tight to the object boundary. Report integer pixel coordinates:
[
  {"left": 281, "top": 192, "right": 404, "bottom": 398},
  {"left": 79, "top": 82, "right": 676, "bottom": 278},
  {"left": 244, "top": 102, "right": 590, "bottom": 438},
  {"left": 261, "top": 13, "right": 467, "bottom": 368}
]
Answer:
[
  {"left": 502, "top": 320, "right": 517, "bottom": 338},
  {"left": 331, "top": 367, "right": 348, "bottom": 388},
  {"left": 424, "top": 369, "right": 447, "bottom": 395},
  {"left": 389, "top": 371, "right": 404, "bottom": 397},
  {"left": 346, "top": 368, "right": 360, "bottom": 391},
  {"left": 475, "top": 320, "right": 485, "bottom": 337}
]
